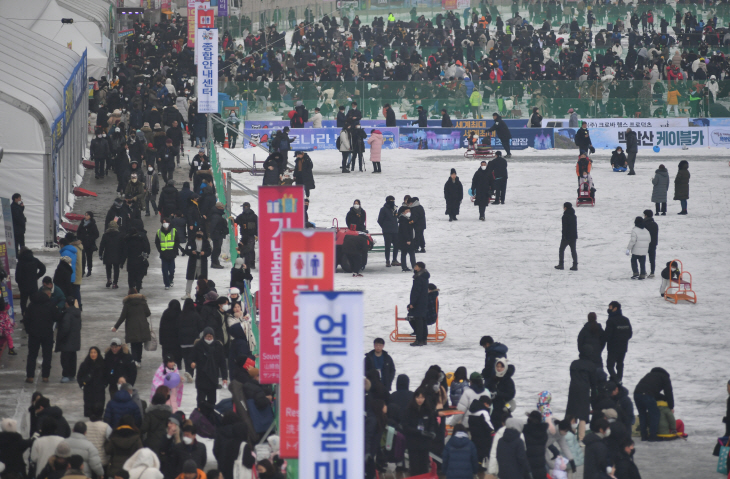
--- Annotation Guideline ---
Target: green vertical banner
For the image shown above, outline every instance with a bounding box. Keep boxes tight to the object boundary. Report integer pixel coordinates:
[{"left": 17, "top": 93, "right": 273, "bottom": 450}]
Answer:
[{"left": 286, "top": 459, "right": 298, "bottom": 479}]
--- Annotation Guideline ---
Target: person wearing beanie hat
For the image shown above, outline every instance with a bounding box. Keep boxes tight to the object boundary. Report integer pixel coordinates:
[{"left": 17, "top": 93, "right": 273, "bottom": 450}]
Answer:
[
  {"left": 191, "top": 325, "right": 227, "bottom": 409},
  {"left": 627, "top": 216, "right": 650, "bottom": 279},
  {"left": 444, "top": 167, "right": 463, "bottom": 222},
  {"left": 555, "top": 202, "right": 578, "bottom": 271}
]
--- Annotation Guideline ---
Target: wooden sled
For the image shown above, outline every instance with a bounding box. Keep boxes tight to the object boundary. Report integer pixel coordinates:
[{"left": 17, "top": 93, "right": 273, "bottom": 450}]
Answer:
[{"left": 389, "top": 305, "right": 446, "bottom": 343}]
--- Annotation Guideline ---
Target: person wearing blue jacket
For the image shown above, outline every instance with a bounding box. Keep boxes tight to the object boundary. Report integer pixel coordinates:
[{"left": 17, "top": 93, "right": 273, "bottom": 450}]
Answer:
[
  {"left": 443, "top": 424, "right": 479, "bottom": 479},
  {"left": 59, "top": 238, "right": 79, "bottom": 283},
  {"left": 103, "top": 384, "right": 142, "bottom": 428},
  {"left": 464, "top": 76, "right": 475, "bottom": 98}
]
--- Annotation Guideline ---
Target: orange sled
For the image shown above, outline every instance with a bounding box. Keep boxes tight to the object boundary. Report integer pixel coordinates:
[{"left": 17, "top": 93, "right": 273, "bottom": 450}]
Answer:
[{"left": 389, "top": 305, "right": 446, "bottom": 343}]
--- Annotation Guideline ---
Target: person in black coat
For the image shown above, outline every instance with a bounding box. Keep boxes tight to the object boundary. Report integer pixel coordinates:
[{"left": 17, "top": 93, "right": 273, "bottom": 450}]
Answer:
[
  {"left": 55, "top": 297, "right": 81, "bottom": 381},
  {"left": 397, "top": 207, "right": 416, "bottom": 271},
  {"left": 184, "top": 231, "right": 212, "bottom": 299},
  {"left": 53, "top": 258, "right": 74, "bottom": 298},
  {"left": 523, "top": 410, "right": 549, "bottom": 479},
  {"left": 10, "top": 193, "right": 26, "bottom": 255},
  {"left": 385, "top": 104, "right": 397, "bottom": 127},
  {"left": 470, "top": 161, "right": 492, "bottom": 220},
  {"left": 15, "top": 247, "right": 46, "bottom": 317},
  {"left": 529, "top": 107, "right": 543, "bottom": 128},
  {"left": 408, "top": 197, "right": 427, "bottom": 253},
  {"left": 159, "top": 300, "right": 182, "bottom": 367},
  {"left": 121, "top": 226, "right": 151, "bottom": 292},
  {"left": 604, "top": 301, "right": 632, "bottom": 384},
  {"left": 407, "top": 263, "right": 430, "bottom": 346},
  {"left": 388, "top": 374, "right": 413, "bottom": 427},
  {"left": 364, "top": 338, "right": 396, "bottom": 392},
  {"left": 262, "top": 153, "right": 282, "bottom": 186},
  {"left": 191, "top": 328, "right": 228, "bottom": 408},
  {"left": 566, "top": 350, "right": 598, "bottom": 441},
  {"left": 574, "top": 121, "right": 593, "bottom": 155},
  {"left": 77, "top": 346, "right": 108, "bottom": 417},
  {"left": 614, "top": 439, "right": 641, "bottom": 479},
  {"left": 158, "top": 181, "right": 180, "bottom": 219},
  {"left": 486, "top": 358, "right": 516, "bottom": 427},
  {"left": 99, "top": 221, "right": 124, "bottom": 288},
  {"left": 577, "top": 312, "right": 606, "bottom": 367},
  {"left": 171, "top": 425, "right": 207, "bottom": 474},
  {"left": 76, "top": 212, "right": 99, "bottom": 277},
  {"left": 583, "top": 418, "right": 613, "bottom": 479},
  {"left": 25, "top": 288, "right": 62, "bottom": 381},
  {"left": 441, "top": 109, "right": 453, "bottom": 127},
  {"left": 213, "top": 413, "right": 254, "bottom": 479},
  {"left": 416, "top": 106, "right": 428, "bottom": 127},
  {"left": 377, "top": 196, "right": 399, "bottom": 267},
  {"left": 633, "top": 367, "right": 673, "bottom": 441},
  {"left": 642, "top": 210, "right": 659, "bottom": 276},
  {"left": 0, "top": 418, "right": 32, "bottom": 477},
  {"left": 178, "top": 298, "right": 203, "bottom": 376},
  {"left": 625, "top": 128, "right": 638, "bottom": 175},
  {"left": 444, "top": 168, "right": 463, "bottom": 221},
  {"left": 556, "top": 202, "right": 578, "bottom": 271},
  {"left": 208, "top": 204, "right": 228, "bottom": 269},
  {"left": 345, "top": 200, "right": 367, "bottom": 231},
  {"left": 610, "top": 147, "right": 628, "bottom": 169},
  {"left": 496, "top": 426, "right": 531, "bottom": 479},
  {"left": 345, "top": 102, "right": 362, "bottom": 125},
  {"left": 467, "top": 396, "right": 494, "bottom": 464},
  {"left": 488, "top": 113, "right": 512, "bottom": 157},
  {"left": 487, "top": 151, "right": 509, "bottom": 204},
  {"left": 336, "top": 106, "right": 346, "bottom": 127},
  {"left": 104, "top": 339, "right": 137, "bottom": 395},
  {"left": 403, "top": 388, "right": 438, "bottom": 476},
  {"left": 350, "top": 125, "right": 367, "bottom": 172},
  {"left": 293, "top": 151, "right": 315, "bottom": 197}
]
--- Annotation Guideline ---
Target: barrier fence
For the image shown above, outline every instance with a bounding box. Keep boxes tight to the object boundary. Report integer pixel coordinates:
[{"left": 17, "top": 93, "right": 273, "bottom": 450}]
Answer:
[{"left": 218, "top": 79, "right": 730, "bottom": 122}]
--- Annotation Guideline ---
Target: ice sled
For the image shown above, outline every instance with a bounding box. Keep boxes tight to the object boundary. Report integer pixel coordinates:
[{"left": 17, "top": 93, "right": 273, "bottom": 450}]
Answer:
[
  {"left": 663, "top": 259, "right": 697, "bottom": 304},
  {"left": 613, "top": 167, "right": 627, "bottom": 172},
  {"left": 464, "top": 143, "right": 495, "bottom": 160},
  {"left": 390, "top": 305, "right": 446, "bottom": 343}
]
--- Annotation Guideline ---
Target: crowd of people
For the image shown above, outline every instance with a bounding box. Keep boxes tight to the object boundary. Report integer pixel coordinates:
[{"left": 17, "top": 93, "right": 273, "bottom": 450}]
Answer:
[{"left": 0, "top": 3, "right": 722, "bottom": 479}]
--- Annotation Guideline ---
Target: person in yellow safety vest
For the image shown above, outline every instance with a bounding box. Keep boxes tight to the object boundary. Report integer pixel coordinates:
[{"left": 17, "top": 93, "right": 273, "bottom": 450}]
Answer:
[
  {"left": 469, "top": 90, "right": 483, "bottom": 119},
  {"left": 388, "top": 12, "right": 396, "bottom": 26},
  {"left": 155, "top": 220, "right": 184, "bottom": 290}
]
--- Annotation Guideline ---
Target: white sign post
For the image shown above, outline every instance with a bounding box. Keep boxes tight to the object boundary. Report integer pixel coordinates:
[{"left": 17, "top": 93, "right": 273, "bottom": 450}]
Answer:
[
  {"left": 299, "top": 292, "right": 364, "bottom": 479},
  {"left": 196, "top": 9, "right": 218, "bottom": 113}
]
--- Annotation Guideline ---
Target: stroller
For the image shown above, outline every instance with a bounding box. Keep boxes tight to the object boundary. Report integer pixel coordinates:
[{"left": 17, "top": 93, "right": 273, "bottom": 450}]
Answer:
[{"left": 577, "top": 172, "right": 596, "bottom": 207}]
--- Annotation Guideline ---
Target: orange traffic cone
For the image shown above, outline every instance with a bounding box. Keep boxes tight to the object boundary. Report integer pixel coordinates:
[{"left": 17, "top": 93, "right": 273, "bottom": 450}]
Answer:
[{"left": 224, "top": 133, "right": 229, "bottom": 149}]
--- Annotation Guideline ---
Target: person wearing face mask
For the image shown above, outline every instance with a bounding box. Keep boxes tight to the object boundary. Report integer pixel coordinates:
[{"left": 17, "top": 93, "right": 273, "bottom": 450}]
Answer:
[
  {"left": 397, "top": 207, "right": 416, "bottom": 272},
  {"left": 191, "top": 327, "right": 228, "bottom": 409},
  {"left": 614, "top": 438, "right": 641, "bottom": 479},
  {"left": 125, "top": 173, "right": 147, "bottom": 211},
  {"left": 183, "top": 230, "right": 211, "bottom": 300},
  {"left": 255, "top": 459, "right": 284, "bottom": 479},
  {"left": 470, "top": 160, "right": 492, "bottom": 220},
  {"left": 583, "top": 417, "right": 614, "bottom": 479},
  {"left": 545, "top": 418, "right": 577, "bottom": 473},
  {"left": 158, "top": 139, "right": 177, "bottom": 183},
  {"left": 444, "top": 168, "right": 463, "bottom": 222},
  {"left": 143, "top": 164, "right": 160, "bottom": 217},
  {"left": 156, "top": 220, "right": 184, "bottom": 290},
  {"left": 346, "top": 200, "right": 367, "bottom": 231},
  {"left": 90, "top": 128, "right": 112, "bottom": 180},
  {"left": 226, "top": 302, "right": 255, "bottom": 377},
  {"left": 170, "top": 429, "right": 207, "bottom": 477}
]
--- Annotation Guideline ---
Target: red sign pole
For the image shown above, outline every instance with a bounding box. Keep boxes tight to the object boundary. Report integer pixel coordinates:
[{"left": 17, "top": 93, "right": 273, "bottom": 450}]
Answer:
[
  {"left": 257, "top": 186, "right": 305, "bottom": 385},
  {"left": 279, "top": 229, "right": 335, "bottom": 458}
]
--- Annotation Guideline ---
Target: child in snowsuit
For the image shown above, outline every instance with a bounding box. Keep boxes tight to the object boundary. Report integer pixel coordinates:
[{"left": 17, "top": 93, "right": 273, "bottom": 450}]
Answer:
[
  {"left": 578, "top": 172, "right": 596, "bottom": 199},
  {"left": 426, "top": 283, "right": 439, "bottom": 330},
  {"left": 660, "top": 261, "right": 680, "bottom": 297}
]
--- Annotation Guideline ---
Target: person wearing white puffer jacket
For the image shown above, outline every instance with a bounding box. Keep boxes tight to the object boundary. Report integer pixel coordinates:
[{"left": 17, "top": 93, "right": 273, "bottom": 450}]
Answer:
[
  {"left": 627, "top": 216, "right": 651, "bottom": 280},
  {"left": 124, "top": 447, "right": 164, "bottom": 479}
]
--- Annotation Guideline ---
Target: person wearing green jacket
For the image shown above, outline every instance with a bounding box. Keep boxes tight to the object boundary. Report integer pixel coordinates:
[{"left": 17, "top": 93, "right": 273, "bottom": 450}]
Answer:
[{"left": 469, "top": 90, "right": 483, "bottom": 119}]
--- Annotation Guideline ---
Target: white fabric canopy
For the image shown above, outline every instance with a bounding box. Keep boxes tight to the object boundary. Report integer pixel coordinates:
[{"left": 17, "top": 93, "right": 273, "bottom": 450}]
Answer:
[
  {"left": 0, "top": 0, "right": 109, "bottom": 78},
  {"left": 0, "top": 18, "right": 85, "bottom": 247}
]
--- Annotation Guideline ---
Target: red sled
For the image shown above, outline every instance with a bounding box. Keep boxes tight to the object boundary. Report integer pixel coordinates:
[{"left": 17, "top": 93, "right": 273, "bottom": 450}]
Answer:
[
  {"left": 576, "top": 188, "right": 595, "bottom": 207},
  {"left": 73, "top": 187, "right": 98, "bottom": 197},
  {"left": 65, "top": 213, "right": 85, "bottom": 221},
  {"left": 82, "top": 160, "right": 95, "bottom": 169}
]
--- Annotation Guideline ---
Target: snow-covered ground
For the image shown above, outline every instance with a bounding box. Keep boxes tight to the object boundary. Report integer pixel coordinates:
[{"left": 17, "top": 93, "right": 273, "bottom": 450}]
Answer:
[{"left": 220, "top": 146, "right": 730, "bottom": 476}]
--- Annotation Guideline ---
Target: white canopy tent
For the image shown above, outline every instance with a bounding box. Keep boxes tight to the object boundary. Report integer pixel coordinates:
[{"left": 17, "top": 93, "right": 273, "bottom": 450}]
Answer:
[
  {"left": 0, "top": 0, "right": 109, "bottom": 78},
  {"left": 0, "top": 18, "right": 87, "bottom": 247}
]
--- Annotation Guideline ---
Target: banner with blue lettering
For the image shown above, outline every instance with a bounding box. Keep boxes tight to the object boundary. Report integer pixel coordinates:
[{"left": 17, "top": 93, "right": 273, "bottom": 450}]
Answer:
[
  {"left": 399, "top": 127, "right": 554, "bottom": 150},
  {"left": 583, "top": 127, "right": 708, "bottom": 150},
  {"left": 242, "top": 128, "right": 399, "bottom": 150}
]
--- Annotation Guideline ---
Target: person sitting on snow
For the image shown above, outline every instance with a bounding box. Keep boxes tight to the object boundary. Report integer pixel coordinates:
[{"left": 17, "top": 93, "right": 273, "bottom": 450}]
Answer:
[{"left": 611, "top": 147, "right": 628, "bottom": 171}]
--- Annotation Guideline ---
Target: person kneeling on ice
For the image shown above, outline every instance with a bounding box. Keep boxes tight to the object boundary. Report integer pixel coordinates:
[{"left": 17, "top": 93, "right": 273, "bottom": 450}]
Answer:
[
  {"left": 611, "top": 147, "right": 628, "bottom": 171},
  {"left": 659, "top": 261, "right": 681, "bottom": 297}
]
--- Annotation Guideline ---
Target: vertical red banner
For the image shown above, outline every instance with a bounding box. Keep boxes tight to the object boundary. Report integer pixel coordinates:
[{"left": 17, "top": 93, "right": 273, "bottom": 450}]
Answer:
[
  {"left": 279, "top": 229, "right": 335, "bottom": 458},
  {"left": 257, "top": 186, "right": 305, "bottom": 384}
]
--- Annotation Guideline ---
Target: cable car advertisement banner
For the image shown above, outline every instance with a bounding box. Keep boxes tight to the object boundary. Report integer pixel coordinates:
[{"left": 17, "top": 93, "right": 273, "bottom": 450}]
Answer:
[
  {"left": 257, "top": 187, "right": 305, "bottom": 385},
  {"left": 279, "top": 229, "right": 336, "bottom": 458}
]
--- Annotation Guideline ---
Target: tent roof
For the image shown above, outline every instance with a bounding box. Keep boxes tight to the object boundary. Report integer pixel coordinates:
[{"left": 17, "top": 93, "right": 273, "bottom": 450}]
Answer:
[
  {"left": 0, "top": 18, "right": 80, "bottom": 126},
  {"left": 57, "top": 0, "right": 111, "bottom": 42}
]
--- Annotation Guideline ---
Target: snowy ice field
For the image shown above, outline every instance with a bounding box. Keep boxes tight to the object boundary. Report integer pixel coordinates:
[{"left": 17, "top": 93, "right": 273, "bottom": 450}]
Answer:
[{"left": 220, "top": 146, "right": 730, "bottom": 476}]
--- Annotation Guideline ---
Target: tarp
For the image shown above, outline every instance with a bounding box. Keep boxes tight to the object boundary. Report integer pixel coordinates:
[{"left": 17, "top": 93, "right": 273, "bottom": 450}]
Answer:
[{"left": 0, "top": 0, "right": 109, "bottom": 78}]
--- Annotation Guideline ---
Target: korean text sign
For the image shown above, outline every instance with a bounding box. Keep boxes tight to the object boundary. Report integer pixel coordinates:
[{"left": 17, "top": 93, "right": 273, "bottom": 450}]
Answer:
[
  {"left": 280, "top": 230, "right": 336, "bottom": 458},
  {"left": 257, "top": 187, "right": 305, "bottom": 384},
  {"left": 299, "top": 292, "right": 364, "bottom": 479},
  {"left": 196, "top": 10, "right": 218, "bottom": 113}
]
